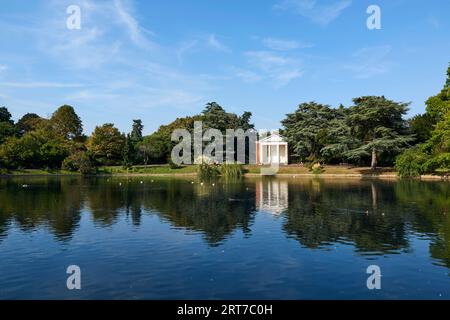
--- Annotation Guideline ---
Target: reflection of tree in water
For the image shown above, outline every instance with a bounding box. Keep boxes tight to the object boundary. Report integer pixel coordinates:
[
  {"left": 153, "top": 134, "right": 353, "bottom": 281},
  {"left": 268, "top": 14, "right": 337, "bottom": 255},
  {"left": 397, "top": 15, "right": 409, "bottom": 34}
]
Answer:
[
  {"left": 282, "top": 179, "right": 410, "bottom": 254},
  {"left": 0, "top": 177, "right": 83, "bottom": 241},
  {"left": 395, "top": 180, "right": 450, "bottom": 269},
  {"left": 86, "top": 178, "right": 257, "bottom": 246},
  {"left": 143, "top": 180, "right": 257, "bottom": 246}
]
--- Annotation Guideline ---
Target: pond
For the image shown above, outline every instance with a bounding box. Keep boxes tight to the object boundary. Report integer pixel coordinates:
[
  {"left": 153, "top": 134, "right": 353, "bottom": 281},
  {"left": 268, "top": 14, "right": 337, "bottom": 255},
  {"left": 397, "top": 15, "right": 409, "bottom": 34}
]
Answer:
[{"left": 0, "top": 176, "right": 449, "bottom": 299}]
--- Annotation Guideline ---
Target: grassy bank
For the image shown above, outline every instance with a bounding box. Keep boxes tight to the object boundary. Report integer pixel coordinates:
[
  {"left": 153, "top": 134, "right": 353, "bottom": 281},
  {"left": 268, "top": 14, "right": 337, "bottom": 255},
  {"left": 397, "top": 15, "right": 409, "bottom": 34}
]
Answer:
[{"left": 2, "top": 165, "right": 448, "bottom": 179}]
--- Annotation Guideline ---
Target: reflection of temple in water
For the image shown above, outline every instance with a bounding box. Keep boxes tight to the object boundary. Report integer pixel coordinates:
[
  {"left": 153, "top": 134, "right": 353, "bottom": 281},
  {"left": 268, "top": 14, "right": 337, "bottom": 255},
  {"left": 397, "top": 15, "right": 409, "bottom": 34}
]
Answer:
[{"left": 255, "top": 179, "right": 288, "bottom": 215}]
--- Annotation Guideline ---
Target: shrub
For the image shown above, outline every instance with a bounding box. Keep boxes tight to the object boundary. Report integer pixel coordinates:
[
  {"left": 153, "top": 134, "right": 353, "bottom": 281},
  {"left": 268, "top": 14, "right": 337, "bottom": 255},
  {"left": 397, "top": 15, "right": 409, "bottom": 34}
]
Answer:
[
  {"left": 62, "top": 151, "right": 95, "bottom": 175},
  {"left": 309, "top": 162, "right": 324, "bottom": 174},
  {"left": 220, "top": 163, "right": 243, "bottom": 179},
  {"left": 394, "top": 147, "right": 428, "bottom": 177},
  {"left": 197, "top": 163, "right": 219, "bottom": 180},
  {"left": 422, "top": 153, "right": 450, "bottom": 173}
]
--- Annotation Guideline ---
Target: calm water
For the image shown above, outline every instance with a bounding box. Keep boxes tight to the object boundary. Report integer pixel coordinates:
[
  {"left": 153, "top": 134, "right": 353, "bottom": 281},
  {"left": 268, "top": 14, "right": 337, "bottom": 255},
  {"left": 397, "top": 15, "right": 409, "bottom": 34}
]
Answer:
[{"left": 0, "top": 176, "right": 449, "bottom": 300}]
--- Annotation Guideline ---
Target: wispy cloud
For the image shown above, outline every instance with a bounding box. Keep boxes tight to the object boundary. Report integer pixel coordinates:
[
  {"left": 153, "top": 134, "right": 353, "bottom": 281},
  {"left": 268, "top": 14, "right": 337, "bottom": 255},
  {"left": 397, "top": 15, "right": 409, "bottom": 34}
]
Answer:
[
  {"left": 113, "top": 0, "right": 157, "bottom": 50},
  {"left": 427, "top": 14, "right": 440, "bottom": 29},
  {"left": 177, "top": 34, "right": 231, "bottom": 63},
  {"left": 243, "top": 51, "right": 303, "bottom": 87},
  {"left": 0, "top": 65, "right": 7, "bottom": 72},
  {"left": 343, "top": 45, "right": 392, "bottom": 79},
  {"left": 262, "top": 37, "right": 313, "bottom": 51},
  {"left": 0, "top": 81, "right": 85, "bottom": 88},
  {"left": 275, "top": 0, "right": 352, "bottom": 26},
  {"left": 229, "top": 67, "right": 263, "bottom": 83},
  {"left": 207, "top": 34, "right": 231, "bottom": 53}
]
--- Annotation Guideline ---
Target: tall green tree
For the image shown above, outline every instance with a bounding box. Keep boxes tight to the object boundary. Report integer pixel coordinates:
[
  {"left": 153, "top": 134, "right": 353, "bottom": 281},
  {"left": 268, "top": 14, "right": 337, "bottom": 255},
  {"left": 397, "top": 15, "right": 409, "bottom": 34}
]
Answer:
[
  {"left": 0, "top": 107, "right": 15, "bottom": 144},
  {"left": 281, "top": 102, "right": 336, "bottom": 162},
  {"left": 346, "top": 96, "right": 413, "bottom": 169},
  {"left": 138, "top": 133, "right": 168, "bottom": 165},
  {"left": 87, "top": 123, "right": 125, "bottom": 165},
  {"left": 50, "top": 105, "right": 83, "bottom": 140},
  {"left": 425, "top": 63, "right": 450, "bottom": 123},
  {"left": 16, "top": 113, "right": 45, "bottom": 136},
  {"left": 409, "top": 113, "right": 435, "bottom": 143},
  {"left": 130, "top": 119, "right": 143, "bottom": 143}
]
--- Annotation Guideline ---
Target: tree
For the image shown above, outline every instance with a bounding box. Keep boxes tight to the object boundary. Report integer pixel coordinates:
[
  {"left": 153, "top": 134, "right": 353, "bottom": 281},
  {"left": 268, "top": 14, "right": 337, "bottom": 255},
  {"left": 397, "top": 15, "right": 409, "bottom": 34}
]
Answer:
[
  {"left": 346, "top": 96, "right": 413, "bottom": 169},
  {"left": 122, "top": 134, "right": 133, "bottom": 168},
  {"left": 62, "top": 151, "right": 94, "bottom": 174},
  {"left": 281, "top": 102, "right": 336, "bottom": 162},
  {"left": 425, "top": 63, "right": 450, "bottom": 123},
  {"left": 138, "top": 133, "right": 168, "bottom": 164},
  {"left": 87, "top": 123, "right": 125, "bottom": 165},
  {"left": 16, "top": 113, "right": 45, "bottom": 136},
  {"left": 396, "top": 64, "right": 450, "bottom": 175},
  {"left": 130, "top": 119, "right": 143, "bottom": 143},
  {"left": 0, "top": 107, "right": 13, "bottom": 124},
  {"left": 50, "top": 105, "right": 83, "bottom": 140},
  {"left": 409, "top": 113, "right": 434, "bottom": 143},
  {"left": 0, "top": 107, "right": 15, "bottom": 144},
  {"left": 202, "top": 102, "right": 254, "bottom": 132}
]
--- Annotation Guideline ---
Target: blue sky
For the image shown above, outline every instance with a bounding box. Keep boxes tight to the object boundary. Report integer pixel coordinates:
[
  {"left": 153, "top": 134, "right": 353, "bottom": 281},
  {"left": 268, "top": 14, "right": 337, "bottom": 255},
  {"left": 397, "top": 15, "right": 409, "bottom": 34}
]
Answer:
[{"left": 0, "top": 0, "right": 449, "bottom": 135}]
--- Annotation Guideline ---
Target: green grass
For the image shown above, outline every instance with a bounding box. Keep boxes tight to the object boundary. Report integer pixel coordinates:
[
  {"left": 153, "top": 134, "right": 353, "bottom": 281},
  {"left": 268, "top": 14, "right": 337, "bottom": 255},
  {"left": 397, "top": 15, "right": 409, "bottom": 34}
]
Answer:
[
  {"left": 2, "top": 168, "right": 80, "bottom": 175},
  {"left": 97, "top": 165, "right": 197, "bottom": 175}
]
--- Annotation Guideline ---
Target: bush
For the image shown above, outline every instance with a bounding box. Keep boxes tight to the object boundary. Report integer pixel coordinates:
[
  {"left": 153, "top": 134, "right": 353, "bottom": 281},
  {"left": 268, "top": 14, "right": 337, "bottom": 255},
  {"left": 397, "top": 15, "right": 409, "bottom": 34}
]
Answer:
[
  {"left": 62, "top": 151, "right": 95, "bottom": 175},
  {"left": 309, "top": 162, "right": 324, "bottom": 174},
  {"left": 220, "top": 163, "right": 243, "bottom": 179},
  {"left": 422, "top": 153, "right": 450, "bottom": 173},
  {"left": 395, "top": 147, "right": 428, "bottom": 177},
  {"left": 197, "top": 163, "right": 219, "bottom": 180}
]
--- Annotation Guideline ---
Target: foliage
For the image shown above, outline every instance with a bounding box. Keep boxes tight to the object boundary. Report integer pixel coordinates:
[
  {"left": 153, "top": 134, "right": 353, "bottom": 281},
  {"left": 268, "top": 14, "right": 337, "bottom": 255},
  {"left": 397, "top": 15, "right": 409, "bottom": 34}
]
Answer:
[
  {"left": 310, "top": 163, "right": 325, "bottom": 174},
  {"left": 87, "top": 123, "right": 125, "bottom": 165},
  {"left": 62, "top": 151, "right": 95, "bottom": 174},
  {"left": 345, "top": 96, "right": 413, "bottom": 169},
  {"left": 409, "top": 113, "right": 435, "bottom": 144},
  {"left": 202, "top": 102, "right": 254, "bottom": 132},
  {"left": 422, "top": 153, "right": 450, "bottom": 174},
  {"left": 281, "top": 102, "right": 337, "bottom": 162},
  {"left": 0, "top": 107, "right": 13, "bottom": 124},
  {"left": 394, "top": 147, "right": 429, "bottom": 177},
  {"left": 197, "top": 163, "right": 219, "bottom": 180},
  {"left": 395, "top": 64, "right": 450, "bottom": 176},
  {"left": 50, "top": 105, "right": 83, "bottom": 140},
  {"left": 220, "top": 163, "right": 243, "bottom": 179},
  {"left": 138, "top": 133, "right": 168, "bottom": 164},
  {"left": 130, "top": 119, "right": 143, "bottom": 143},
  {"left": 0, "top": 106, "right": 16, "bottom": 144},
  {"left": 16, "top": 113, "right": 45, "bottom": 136}
]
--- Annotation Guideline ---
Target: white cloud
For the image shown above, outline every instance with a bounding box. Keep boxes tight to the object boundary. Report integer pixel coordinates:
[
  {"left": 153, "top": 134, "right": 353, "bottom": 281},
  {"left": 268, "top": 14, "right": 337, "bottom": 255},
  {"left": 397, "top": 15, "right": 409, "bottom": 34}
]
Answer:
[
  {"left": 0, "top": 82, "right": 85, "bottom": 88},
  {"left": 207, "top": 34, "right": 231, "bottom": 53},
  {"left": 275, "top": 0, "right": 352, "bottom": 26},
  {"left": 113, "top": 0, "right": 157, "bottom": 50},
  {"left": 343, "top": 45, "right": 392, "bottom": 79},
  {"left": 230, "top": 67, "right": 263, "bottom": 83},
  {"left": 243, "top": 51, "right": 303, "bottom": 87},
  {"left": 262, "top": 37, "right": 313, "bottom": 51}
]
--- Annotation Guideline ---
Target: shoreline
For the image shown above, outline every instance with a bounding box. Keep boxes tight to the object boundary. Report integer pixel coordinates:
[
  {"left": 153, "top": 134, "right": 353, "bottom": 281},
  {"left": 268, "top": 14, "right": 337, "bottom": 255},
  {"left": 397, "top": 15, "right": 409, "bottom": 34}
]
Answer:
[{"left": 1, "top": 172, "right": 448, "bottom": 181}]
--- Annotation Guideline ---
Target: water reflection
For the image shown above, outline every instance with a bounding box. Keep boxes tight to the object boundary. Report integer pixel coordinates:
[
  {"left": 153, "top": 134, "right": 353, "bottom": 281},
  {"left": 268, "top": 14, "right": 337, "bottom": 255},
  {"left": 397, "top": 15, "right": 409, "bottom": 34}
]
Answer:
[
  {"left": 255, "top": 178, "right": 288, "bottom": 215},
  {"left": 0, "top": 177, "right": 449, "bottom": 270}
]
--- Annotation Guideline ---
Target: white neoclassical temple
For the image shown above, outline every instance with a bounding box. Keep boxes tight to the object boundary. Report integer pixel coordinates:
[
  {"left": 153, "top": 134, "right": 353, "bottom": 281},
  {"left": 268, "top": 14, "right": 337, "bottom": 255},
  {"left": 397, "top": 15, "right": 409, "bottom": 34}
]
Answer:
[{"left": 256, "top": 132, "right": 288, "bottom": 165}]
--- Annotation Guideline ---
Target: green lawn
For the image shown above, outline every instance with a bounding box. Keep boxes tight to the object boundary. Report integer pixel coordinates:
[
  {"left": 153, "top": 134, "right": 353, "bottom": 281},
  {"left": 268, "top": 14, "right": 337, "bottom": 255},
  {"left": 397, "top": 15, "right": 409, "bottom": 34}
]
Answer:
[
  {"left": 3, "top": 164, "right": 447, "bottom": 178},
  {"left": 97, "top": 165, "right": 197, "bottom": 175}
]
